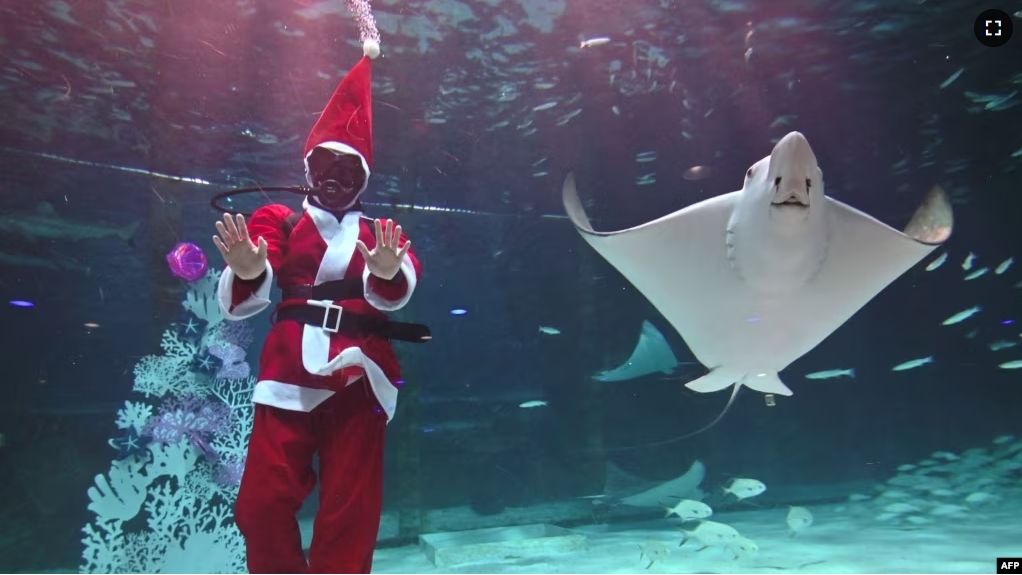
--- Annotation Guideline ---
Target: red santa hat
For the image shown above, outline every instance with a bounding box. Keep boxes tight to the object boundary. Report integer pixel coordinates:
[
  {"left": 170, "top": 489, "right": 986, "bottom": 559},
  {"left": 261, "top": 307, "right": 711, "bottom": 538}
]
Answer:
[{"left": 303, "top": 39, "right": 381, "bottom": 195}]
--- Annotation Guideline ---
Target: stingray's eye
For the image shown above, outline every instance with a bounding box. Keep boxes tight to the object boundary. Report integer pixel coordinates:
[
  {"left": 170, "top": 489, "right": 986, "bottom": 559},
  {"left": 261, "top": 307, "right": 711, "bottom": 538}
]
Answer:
[
  {"left": 774, "top": 176, "right": 782, "bottom": 187},
  {"left": 806, "top": 178, "right": 812, "bottom": 189},
  {"left": 746, "top": 168, "right": 753, "bottom": 178}
]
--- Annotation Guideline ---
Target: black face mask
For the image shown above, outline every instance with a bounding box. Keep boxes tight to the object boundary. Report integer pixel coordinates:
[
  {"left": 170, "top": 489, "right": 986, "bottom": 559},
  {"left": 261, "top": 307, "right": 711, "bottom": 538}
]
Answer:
[{"left": 306, "top": 147, "right": 367, "bottom": 211}]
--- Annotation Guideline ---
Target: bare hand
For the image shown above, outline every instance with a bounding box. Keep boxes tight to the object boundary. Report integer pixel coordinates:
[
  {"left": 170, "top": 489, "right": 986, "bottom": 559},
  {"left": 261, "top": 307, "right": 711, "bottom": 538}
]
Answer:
[
  {"left": 213, "top": 213, "right": 268, "bottom": 281},
  {"left": 355, "top": 218, "right": 411, "bottom": 281}
]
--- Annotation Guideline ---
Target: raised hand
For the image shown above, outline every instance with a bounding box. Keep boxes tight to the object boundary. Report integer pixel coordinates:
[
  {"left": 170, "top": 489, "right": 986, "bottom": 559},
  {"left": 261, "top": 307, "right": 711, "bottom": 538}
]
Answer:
[
  {"left": 355, "top": 218, "right": 411, "bottom": 281},
  {"left": 213, "top": 213, "right": 268, "bottom": 281}
]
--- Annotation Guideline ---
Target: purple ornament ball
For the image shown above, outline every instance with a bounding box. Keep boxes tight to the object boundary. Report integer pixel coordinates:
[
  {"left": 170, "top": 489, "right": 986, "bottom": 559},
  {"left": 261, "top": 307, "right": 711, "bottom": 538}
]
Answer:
[{"left": 167, "top": 242, "right": 209, "bottom": 282}]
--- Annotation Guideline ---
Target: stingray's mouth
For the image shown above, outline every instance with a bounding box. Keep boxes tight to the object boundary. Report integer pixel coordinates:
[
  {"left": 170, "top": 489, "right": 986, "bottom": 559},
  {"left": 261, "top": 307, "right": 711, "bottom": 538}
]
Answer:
[
  {"left": 771, "top": 191, "right": 810, "bottom": 207},
  {"left": 770, "top": 176, "right": 811, "bottom": 207}
]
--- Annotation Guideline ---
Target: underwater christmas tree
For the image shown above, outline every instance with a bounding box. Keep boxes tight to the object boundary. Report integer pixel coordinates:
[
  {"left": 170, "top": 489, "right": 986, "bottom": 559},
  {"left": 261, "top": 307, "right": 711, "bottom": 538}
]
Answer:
[{"left": 80, "top": 269, "right": 256, "bottom": 573}]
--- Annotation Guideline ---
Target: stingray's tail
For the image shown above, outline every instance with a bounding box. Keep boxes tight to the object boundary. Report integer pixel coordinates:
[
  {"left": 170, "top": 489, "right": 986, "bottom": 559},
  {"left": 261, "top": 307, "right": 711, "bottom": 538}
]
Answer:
[
  {"left": 581, "top": 369, "right": 793, "bottom": 453},
  {"left": 603, "top": 378, "right": 744, "bottom": 453}
]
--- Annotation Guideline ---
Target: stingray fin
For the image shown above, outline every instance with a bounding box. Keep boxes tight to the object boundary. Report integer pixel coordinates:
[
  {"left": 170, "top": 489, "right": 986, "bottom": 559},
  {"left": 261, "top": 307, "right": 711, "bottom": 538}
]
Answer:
[
  {"left": 903, "top": 185, "right": 953, "bottom": 245},
  {"left": 684, "top": 368, "right": 744, "bottom": 393},
  {"left": 563, "top": 173, "right": 742, "bottom": 370},
  {"left": 802, "top": 195, "right": 953, "bottom": 344},
  {"left": 742, "top": 372, "right": 793, "bottom": 396}
]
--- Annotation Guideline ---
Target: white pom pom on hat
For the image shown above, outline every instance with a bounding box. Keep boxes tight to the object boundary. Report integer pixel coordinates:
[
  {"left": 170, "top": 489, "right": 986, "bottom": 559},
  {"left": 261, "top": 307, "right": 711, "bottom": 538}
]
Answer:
[{"left": 363, "top": 39, "right": 380, "bottom": 60}]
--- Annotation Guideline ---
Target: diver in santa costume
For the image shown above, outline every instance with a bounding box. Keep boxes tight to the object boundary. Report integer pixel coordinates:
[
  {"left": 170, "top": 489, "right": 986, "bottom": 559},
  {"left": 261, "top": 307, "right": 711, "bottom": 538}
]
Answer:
[{"left": 211, "top": 39, "right": 428, "bottom": 574}]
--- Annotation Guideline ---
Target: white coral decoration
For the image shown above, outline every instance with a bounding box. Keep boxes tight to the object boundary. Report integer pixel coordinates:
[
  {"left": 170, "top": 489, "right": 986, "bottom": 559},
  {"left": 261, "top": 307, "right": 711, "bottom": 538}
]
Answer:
[
  {"left": 146, "top": 439, "right": 199, "bottom": 486},
  {"left": 183, "top": 268, "right": 224, "bottom": 330},
  {"left": 132, "top": 329, "right": 210, "bottom": 399},
  {"left": 132, "top": 356, "right": 186, "bottom": 398},
  {"left": 86, "top": 455, "right": 154, "bottom": 522},
  {"left": 82, "top": 269, "right": 252, "bottom": 574},
  {"left": 161, "top": 329, "right": 198, "bottom": 361},
  {"left": 115, "top": 401, "right": 153, "bottom": 434}
]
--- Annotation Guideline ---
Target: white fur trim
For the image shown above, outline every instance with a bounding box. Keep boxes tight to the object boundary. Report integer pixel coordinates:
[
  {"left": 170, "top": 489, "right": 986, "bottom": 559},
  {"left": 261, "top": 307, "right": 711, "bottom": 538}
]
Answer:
[
  {"left": 303, "top": 141, "right": 371, "bottom": 200},
  {"left": 363, "top": 39, "right": 380, "bottom": 60},
  {"left": 216, "top": 262, "right": 274, "bottom": 320},
  {"left": 363, "top": 254, "right": 417, "bottom": 311},
  {"left": 251, "top": 373, "right": 364, "bottom": 412},
  {"left": 252, "top": 380, "right": 336, "bottom": 411},
  {"left": 301, "top": 201, "right": 362, "bottom": 285},
  {"left": 300, "top": 329, "right": 398, "bottom": 420}
]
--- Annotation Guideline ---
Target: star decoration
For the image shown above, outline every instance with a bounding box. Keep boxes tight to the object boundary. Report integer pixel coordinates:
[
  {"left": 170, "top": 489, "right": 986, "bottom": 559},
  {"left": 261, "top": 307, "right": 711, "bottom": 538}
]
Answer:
[
  {"left": 107, "top": 429, "right": 150, "bottom": 460},
  {"left": 174, "top": 311, "right": 208, "bottom": 344},
  {"left": 191, "top": 350, "right": 221, "bottom": 375}
]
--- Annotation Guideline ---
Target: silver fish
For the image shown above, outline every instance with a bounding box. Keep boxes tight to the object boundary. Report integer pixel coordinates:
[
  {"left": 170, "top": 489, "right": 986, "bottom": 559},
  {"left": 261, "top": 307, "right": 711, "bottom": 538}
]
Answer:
[
  {"left": 942, "top": 305, "right": 981, "bottom": 325},
  {"left": 892, "top": 356, "right": 934, "bottom": 371},
  {"left": 805, "top": 368, "right": 855, "bottom": 380}
]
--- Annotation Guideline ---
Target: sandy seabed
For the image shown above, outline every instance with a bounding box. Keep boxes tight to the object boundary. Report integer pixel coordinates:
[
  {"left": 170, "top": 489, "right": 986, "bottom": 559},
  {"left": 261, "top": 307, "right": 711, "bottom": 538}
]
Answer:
[{"left": 371, "top": 504, "right": 1021, "bottom": 574}]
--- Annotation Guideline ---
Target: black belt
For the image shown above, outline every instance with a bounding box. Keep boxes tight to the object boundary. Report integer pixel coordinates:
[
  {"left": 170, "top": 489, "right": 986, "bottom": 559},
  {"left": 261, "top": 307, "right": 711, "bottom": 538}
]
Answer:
[{"left": 274, "top": 303, "right": 431, "bottom": 343}]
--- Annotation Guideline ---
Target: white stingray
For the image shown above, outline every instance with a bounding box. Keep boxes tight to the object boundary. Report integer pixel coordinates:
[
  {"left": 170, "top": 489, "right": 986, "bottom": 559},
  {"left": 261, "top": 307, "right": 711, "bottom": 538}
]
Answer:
[
  {"left": 564, "top": 132, "right": 953, "bottom": 435},
  {"left": 592, "top": 320, "right": 686, "bottom": 382}
]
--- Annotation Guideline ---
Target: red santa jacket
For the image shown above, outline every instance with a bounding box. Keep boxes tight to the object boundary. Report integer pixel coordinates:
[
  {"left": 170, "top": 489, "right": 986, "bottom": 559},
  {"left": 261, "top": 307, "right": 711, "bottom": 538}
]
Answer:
[{"left": 215, "top": 198, "right": 421, "bottom": 421}]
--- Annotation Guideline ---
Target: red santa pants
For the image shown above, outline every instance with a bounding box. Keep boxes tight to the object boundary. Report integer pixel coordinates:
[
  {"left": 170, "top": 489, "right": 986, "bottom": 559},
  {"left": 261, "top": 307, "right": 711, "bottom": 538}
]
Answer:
[{"left": 234, "top": 378, "right": 386, "bottom": 574}]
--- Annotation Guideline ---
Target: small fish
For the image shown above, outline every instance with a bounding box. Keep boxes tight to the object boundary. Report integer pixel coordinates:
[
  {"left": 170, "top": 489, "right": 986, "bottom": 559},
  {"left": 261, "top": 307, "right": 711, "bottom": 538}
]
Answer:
[
  {"left": 638, "top": 541, "right": 670, "bottom": 569},
  {"left": 995, "top": 257, "right": 1014, "bottom": 275},
  {"left": 532, "top": 101, "right": 558, "bottom": 112},
  {"left": 531, "top": 157, "right": 548, "bottom": 167},
  {"left": 786, "top": 506, "right": 814, "bottom": 536},
  {"left": 519, "top": 400, "right": 548, "bottom": 409},
  {"left": 939, "top": 67, "right": 964, "bottom": 89},
  {"left": 664, "top": 499, "right": 713, "bottom": 521},
  {"left": 680, "top": 520, "right": 741, "bottom": 545},
  {"left": 999, "top": 360, "right": 1022, "bottom": 369},
  {"left": 988, "top": 340, "right": 1017, "bottom": 351},
  {"left": 580, "top": 37, "right": 611, "bottom": 49},
  {"left": 723, "top": 478, "right": 766, "bottom": 500},
  {"left": 929, "top": 503, "right": 968, "bottom": 516},
  {"left": 683, "top": 165, "right": 712, "bottom": 180},
  {"left": 769, "top": 115, "right": 796, "bottom": 128},
  {"left": 805, "top": 368, "right": 855, "bottom": 380},
  {"left": 942, "top": 305, "right": 981, "bottom": 325},
  {"left": 724, "top": 535, "right": 758, "bottom": 559},
  {"left": 744, "top": 47, "right": 753, "bottom": 64},
  {"left": 883, "top": 502, "right": 920, "bottom": 514},
  {"left": 532, "top": 171, "right": 548, "bottom": 177},
  {"left": 964, "top": 267, "right": 988, "bottom": 280},
  {"left": 450, "top": 308, "right": 468, "bottom": 315},
  {"left": 892, "top": 356, "right": 933, "bottom": 371},
  {"left": 962, "top": 252, "right": 976, "bottom": 271},
  {"left": 964, "top": 491, "right": 997, "bottom": 504},
  {"left": 896, "top": 464, "right": 917, "bottom": 472},
  {"left": 538, "top": 326, "right": 561, "bottom": 335},
  {"left": 924, "top": 251, "right": 948, "bottom": 271}
]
